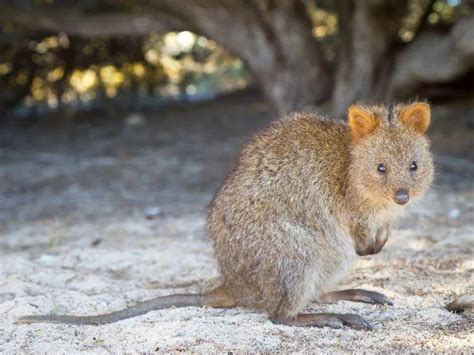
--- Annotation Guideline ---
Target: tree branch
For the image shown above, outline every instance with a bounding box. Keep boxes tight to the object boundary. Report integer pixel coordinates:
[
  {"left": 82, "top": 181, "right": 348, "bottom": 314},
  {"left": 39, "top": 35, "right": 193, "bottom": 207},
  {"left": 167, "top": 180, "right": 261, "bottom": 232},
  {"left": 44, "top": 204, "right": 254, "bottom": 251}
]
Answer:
[
  {"left": 0, "top": 5, "right": 188, "bottom": 37},
  {"left": 390, "top": 14, "right": 474, "bottom": 97}
]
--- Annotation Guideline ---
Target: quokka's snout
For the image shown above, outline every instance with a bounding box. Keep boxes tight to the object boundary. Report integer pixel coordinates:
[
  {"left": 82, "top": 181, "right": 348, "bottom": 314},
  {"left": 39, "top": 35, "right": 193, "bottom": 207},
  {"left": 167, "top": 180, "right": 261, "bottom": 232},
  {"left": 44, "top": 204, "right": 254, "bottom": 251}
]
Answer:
[{"left": 394, "top": 189, "right": 410, "bottom": 205}]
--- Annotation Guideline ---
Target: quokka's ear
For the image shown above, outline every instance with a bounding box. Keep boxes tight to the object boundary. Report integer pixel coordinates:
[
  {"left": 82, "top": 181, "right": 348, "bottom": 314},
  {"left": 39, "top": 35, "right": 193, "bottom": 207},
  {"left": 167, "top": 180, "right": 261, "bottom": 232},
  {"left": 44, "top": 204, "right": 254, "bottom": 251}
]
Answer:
[
  {"left": 348, "top": 105, "right": 380, "bottom": 143},
  {"left": 400, "top": 102, "right": 431, "bottom": 134}
]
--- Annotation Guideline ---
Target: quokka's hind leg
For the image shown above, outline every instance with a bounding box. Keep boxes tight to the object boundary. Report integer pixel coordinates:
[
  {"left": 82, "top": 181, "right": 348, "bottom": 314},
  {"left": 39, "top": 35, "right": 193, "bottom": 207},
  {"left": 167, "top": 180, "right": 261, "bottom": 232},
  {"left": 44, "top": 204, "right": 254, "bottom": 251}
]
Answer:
[
  {"left": 320, "top": 289, "right": 393, "bottom": 306},
  {"left": 269, "top": 282, "right": 373, "bottom": 330}
]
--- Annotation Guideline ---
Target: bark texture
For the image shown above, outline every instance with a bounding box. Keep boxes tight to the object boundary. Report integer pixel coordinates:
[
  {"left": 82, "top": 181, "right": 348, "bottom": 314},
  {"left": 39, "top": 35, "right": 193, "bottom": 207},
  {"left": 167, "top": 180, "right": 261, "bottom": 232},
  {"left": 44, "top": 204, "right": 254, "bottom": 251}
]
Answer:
[{"left": 331, "top": 0, "right": 409, "bottom": 115}]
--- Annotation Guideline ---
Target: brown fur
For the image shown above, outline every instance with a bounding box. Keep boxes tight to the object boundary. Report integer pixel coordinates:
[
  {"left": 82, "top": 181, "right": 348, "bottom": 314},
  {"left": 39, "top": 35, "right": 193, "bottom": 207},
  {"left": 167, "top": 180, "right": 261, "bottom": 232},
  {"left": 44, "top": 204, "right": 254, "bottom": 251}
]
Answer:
[
  {"left": 208, "top": 102, "right": 434, "bottom": 319},
  {"left": 18, "top": 103, "right": 434, "bottom": 327}
]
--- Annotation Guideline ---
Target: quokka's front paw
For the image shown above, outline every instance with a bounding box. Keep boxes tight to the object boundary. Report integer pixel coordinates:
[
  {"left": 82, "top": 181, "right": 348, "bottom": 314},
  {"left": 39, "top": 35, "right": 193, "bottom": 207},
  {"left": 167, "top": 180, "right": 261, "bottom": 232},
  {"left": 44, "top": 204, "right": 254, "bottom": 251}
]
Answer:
[
  {"left": 356, "top": 225, "right": 391, "bottom": 256},
  {"left": 372, "top": 226, "right": 390, "bottom": 254}
]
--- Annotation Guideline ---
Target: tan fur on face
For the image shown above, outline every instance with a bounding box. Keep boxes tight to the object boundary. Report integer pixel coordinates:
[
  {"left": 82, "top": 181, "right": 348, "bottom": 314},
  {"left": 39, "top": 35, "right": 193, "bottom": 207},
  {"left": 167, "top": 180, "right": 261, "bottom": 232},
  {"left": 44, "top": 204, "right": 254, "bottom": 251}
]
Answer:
[{"left": 348, "top": 103, "right": 434, "bottom": 207}]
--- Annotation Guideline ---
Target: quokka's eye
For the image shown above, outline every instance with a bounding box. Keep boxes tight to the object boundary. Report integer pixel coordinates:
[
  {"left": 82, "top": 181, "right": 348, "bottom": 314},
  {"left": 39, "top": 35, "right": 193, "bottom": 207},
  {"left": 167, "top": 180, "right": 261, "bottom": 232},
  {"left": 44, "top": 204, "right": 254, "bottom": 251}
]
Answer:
[
  {"left": 410, "top": 161, "right": 417, "bottom": 171},
  {"left": 377, "top": 163, "right": 386, "bottom": 173}
]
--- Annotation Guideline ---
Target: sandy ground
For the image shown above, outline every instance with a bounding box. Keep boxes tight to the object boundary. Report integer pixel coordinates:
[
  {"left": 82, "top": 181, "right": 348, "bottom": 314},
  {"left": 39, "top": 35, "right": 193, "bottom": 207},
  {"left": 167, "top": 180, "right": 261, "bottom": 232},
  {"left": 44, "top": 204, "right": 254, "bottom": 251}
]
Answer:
[{"left": 1, "top": 96, "right": 473, "bottom": 353}]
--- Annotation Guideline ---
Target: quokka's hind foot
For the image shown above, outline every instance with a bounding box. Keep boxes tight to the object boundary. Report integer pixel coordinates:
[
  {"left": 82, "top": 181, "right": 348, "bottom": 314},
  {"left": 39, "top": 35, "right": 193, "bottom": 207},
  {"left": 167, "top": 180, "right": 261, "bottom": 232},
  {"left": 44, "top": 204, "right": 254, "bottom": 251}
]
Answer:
[
  {"left": 321, "top": 289, "right": 393, "bottom": 306},
  {"left": 271, "top": 312, "right": 373, "bottom": 330}
]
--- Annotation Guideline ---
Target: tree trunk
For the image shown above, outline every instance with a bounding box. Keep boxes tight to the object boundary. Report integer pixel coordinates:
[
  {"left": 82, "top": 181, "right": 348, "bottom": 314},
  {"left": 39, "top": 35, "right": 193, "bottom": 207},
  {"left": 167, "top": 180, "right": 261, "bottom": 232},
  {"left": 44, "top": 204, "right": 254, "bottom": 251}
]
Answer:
[
  {"left": 244, "top": 0, "right": 333, "bottom": 113},
  {"left": 331, "top": 0, "right": 408, "bottom": 116},
  {"left": 390, "top": 13, "right": 474, "bottom": 99}
]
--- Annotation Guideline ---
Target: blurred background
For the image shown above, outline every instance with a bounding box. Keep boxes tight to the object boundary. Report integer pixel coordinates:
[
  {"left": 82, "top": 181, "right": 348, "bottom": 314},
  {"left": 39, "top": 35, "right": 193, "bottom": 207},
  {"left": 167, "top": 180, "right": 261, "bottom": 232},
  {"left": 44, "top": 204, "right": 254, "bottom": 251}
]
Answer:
[
  {"left": 1, "top": 1, "right": 473, "bottom": 352},
  {"left": 0, "top": 0, "right": 473, "bottom": 119}
]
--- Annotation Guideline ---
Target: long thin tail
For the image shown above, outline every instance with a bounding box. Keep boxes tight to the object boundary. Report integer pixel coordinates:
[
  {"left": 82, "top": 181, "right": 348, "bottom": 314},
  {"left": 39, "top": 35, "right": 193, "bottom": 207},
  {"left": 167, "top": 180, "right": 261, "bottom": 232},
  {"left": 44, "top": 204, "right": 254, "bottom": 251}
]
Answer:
[{"left": 17, "top": 293, "right": 216, "bottom": 326}]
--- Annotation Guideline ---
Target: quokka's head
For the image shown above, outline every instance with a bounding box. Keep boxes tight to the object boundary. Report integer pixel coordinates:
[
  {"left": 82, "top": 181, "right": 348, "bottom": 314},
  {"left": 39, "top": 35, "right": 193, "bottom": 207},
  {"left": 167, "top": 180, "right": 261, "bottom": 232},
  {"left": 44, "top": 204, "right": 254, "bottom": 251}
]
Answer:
[{"left": 348, "top": 102, "right": 434, "bottom": 207}]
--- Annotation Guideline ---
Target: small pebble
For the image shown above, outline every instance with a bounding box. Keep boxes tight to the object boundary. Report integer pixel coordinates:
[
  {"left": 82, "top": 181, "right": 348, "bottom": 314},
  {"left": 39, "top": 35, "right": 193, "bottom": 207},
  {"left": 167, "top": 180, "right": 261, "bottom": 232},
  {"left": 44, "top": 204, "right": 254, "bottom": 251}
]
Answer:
[
  {"left": 125, "top": 113, "right": 147, "bottom": 127},
  {"left": 145, "top": 206, "right": 163, "bottom": 219}
]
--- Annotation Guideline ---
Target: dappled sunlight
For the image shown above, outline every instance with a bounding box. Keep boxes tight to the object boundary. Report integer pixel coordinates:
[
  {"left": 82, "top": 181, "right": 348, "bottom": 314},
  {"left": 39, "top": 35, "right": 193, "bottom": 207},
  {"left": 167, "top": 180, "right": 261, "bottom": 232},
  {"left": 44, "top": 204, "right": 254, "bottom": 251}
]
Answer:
[
  {"left": 307, "top": 6, "right": 338, "bottom": 39},
  {"left": 0, "top": 30, "right": 251, "bottom": 115},
  {"left": 69, "top": 69, "right": 98, "bottom": 95}
]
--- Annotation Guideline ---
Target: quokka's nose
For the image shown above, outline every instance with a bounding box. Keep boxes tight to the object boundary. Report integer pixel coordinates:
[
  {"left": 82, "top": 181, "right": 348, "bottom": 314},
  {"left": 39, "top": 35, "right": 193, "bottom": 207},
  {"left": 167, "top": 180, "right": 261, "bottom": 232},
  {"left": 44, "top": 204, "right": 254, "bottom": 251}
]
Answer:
[{"left": 394, "top": 189, "right": 409, "bottom": 205}]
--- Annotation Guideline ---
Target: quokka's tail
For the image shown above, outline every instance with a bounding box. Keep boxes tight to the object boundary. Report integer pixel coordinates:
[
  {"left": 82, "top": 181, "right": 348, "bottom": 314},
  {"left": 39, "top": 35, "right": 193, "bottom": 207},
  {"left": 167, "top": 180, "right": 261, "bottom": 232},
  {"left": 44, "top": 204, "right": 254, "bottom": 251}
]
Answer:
[{"left": 17, "top": 288, "right": 234, "bottom": 326}]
